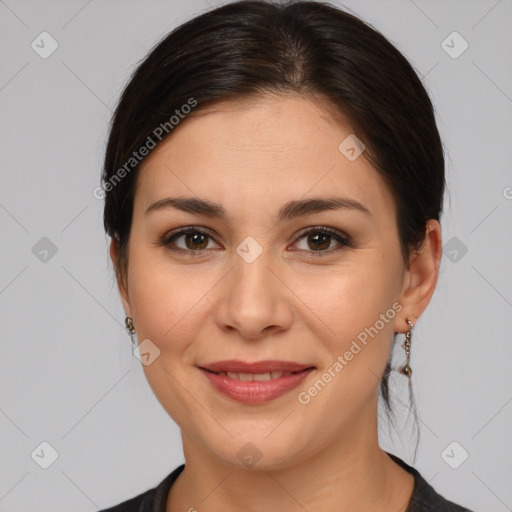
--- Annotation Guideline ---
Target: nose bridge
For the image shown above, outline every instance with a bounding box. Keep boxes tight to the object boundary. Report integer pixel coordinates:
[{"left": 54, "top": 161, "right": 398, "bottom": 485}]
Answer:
[
  {"left": 214, "top": 241, "right": 293, "bottom": 338},
  {"left": 233, "top": 246, "right": 274, "bottom": 304}
]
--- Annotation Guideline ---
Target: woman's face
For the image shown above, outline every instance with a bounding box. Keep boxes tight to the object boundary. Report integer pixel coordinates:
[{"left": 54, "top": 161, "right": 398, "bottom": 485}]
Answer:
[{"left": 115, "top": 93, "right": 419, "bottom": 469}]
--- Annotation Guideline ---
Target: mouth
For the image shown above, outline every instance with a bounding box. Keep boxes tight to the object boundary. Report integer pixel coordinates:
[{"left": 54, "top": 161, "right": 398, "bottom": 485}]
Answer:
[
  {"left": 197, "top": 360, "right": 316, "bottom": 404},
  {"left": 199, "top": 359, "right": 315, "bottom": 374},
  {"left": 202, "top": 370, "right": 301, "bottom": 381}
]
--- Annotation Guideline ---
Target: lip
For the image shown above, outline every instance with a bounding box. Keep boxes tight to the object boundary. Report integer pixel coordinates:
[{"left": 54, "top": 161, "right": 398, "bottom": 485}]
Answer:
[
  {"left": 199, "top": 360, "right": 315, "bottom": 373},
  {"left": 198, "top": 360, "right": 316, "bottom": 404}
]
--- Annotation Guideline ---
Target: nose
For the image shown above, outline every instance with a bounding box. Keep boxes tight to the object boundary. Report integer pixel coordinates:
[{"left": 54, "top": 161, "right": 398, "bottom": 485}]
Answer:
[{"left": 213, "top": 252, "right": 294, "bottom": 340}]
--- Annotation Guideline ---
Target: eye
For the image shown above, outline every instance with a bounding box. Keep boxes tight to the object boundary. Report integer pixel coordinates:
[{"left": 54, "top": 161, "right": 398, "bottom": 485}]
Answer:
[
  {"left": 158, "top": 226, "right": 352, "bottom": 256},
  {"left": 161, "top": 228, "right": 219, "bottom": 254},
  {"left": 291, "top": 226, "right": 351, "bottom": 256}
]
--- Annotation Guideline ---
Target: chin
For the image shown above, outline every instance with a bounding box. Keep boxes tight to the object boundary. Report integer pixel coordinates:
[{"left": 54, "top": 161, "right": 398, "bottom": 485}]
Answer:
[{"left": 205, "top": 432, "right": 311, "bottom": 472}]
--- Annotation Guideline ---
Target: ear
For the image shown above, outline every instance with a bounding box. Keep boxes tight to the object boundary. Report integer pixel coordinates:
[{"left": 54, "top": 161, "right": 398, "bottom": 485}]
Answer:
[
  {"left": 396, "top": 219, "right": 442, "bottom": 332},
  {"left": 109, "top": 239, "right": 131, "bottom": 317}
]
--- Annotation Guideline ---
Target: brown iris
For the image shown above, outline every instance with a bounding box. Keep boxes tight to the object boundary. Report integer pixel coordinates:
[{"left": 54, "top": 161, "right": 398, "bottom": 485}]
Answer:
[{"left": 307, "top": 232, "right": 331, "bottom": 251}]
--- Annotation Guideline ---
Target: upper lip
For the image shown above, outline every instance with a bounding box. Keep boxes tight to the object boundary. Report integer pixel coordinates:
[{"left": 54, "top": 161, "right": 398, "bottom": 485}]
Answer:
[{"left": 199, "top": 360, "right": 315, "bottom": 374}]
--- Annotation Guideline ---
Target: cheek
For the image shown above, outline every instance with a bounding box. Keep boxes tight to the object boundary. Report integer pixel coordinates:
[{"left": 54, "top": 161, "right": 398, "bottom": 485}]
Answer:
[
  {"left": 297, "top": 254, "right": 402, "bottom": 393},
  {"left": 305, "top": 260, "right": 400, "bottom": 337},
  {"left": 126, "top": 245, "right": 177, "bottom": 338},
  {"left": 295, "top": 268, "right": 400, "bottom": 426},
  {"left": 127, "top": 252, "right": 213, "bottom": 356},
  {"left": 126, "top": 260, "right": 207, "bottom": 425}
]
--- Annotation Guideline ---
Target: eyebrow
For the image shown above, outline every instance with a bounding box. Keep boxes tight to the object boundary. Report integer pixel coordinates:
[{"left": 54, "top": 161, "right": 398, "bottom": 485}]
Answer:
[{"left": 145, "top": 196, "right": 372, "bottom": 222}]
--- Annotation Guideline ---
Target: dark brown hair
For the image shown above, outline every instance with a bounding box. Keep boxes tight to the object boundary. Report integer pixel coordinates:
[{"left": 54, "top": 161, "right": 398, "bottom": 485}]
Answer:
[{"left": 101, "top": 0, "right": 445, "bottom": 414}]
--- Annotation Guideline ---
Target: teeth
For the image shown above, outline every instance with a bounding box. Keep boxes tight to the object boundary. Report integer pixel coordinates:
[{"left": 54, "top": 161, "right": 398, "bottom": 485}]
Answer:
[{"left": 219, "top": 371, "right": 294, "bottom": 381}]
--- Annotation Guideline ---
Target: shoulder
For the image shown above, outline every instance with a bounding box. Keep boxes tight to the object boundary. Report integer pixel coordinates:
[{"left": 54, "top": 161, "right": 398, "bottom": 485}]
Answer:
[
  {"left": 388, "top": 453, "right": 475, "bottom": 512},
  {"left": 98, "top": 464, "right": 185, "bottom": 512},
  {"left": 98, "top": 488, "right": 154, "bottom": 512},
  {"left": 410, "top": 474, "right": 475, "bottom": 512}
]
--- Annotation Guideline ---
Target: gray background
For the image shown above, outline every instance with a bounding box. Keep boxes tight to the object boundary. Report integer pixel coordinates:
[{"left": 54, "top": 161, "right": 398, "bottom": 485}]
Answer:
[{"left": 1, "top": 0, "right": 511, "bottom": 510}]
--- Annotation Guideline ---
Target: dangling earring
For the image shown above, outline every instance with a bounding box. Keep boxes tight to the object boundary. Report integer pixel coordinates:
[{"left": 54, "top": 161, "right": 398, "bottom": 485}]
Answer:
[
  {"left": 399, "top": 318, "right": 419, "bottom": 461},
  {"left": 125, "top": 316, "right": 136, "bottom": 345},
  {"left": 399, "top": 319, "right": 414, "bottom": 377}
]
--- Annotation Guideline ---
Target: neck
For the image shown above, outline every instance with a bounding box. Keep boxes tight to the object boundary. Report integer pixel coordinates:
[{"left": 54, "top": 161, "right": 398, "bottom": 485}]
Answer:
[{"left": 167, "top": 404, "right": 414, "bottom": 512}]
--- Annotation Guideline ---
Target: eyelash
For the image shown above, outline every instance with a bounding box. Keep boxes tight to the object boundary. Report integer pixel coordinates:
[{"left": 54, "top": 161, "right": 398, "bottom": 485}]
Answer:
[{"left": 158, "top": 226, "right": 353, "bottom": 257}]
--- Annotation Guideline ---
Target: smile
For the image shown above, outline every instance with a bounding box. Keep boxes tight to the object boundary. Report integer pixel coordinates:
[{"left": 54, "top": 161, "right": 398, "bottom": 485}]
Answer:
[
  {"left": 198, "top": 360, "right": 316, "bottom": 404},
  {"left": 213, "top": 371, "right": 295, "bottom": 381}
]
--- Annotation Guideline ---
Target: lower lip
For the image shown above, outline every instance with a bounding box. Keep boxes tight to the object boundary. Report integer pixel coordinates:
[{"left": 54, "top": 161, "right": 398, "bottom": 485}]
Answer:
[{"left": 199, "top": 368, "right": 315, "bottom": 404}]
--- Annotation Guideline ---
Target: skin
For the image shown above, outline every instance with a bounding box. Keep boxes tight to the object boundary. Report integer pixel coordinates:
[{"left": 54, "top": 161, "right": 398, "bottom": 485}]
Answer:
[{"left": 110, "top": 93, "right": 442, "bottom": 512}]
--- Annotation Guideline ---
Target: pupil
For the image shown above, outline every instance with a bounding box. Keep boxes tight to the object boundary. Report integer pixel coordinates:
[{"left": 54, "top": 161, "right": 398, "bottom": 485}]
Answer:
[
  {"left": 309, "top": 233, "right": 329, "bottom": 250},
  {"left": 186, "top": 233, "right": 208, "bottom": 250}
]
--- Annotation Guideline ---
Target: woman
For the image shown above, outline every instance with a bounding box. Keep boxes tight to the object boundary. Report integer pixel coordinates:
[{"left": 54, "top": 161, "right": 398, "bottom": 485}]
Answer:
[{"left": 99, "top": 1, "right": 474, "bottom": 510}]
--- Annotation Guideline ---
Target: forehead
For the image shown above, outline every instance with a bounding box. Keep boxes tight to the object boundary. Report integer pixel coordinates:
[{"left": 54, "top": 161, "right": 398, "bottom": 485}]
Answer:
[{"left": 134, "top": 94, "right": 396, "bottom": 223}]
